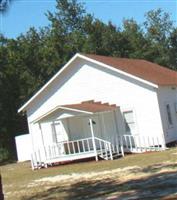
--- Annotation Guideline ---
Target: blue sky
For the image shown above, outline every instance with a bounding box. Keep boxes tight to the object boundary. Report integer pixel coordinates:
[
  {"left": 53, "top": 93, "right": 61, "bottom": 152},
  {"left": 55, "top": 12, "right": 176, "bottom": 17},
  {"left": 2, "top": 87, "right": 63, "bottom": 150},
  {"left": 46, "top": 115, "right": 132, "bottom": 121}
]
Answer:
[{"left": 1, "top": 0, "right": 177, "bottom": 38}]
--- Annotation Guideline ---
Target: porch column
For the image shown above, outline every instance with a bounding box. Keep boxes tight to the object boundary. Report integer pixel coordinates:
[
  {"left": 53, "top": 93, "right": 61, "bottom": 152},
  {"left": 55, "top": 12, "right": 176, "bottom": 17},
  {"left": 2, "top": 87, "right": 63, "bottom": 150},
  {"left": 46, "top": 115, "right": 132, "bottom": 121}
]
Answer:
[
  {"left": 89, "top": 118, "right": 98, "bottom": 161},
  {"left": 39, "top": 123, "right": 47, "bottom": 160}
]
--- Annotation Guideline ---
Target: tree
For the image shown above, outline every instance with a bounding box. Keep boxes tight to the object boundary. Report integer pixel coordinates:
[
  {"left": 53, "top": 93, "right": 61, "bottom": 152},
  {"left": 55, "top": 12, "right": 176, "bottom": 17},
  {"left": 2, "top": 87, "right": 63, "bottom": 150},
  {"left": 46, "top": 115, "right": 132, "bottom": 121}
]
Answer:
[
  {"left": 169, "top": 28, "right": 177, "bottom": 70},
  {"left": 143, "top": 9, "right": 174, "bottom": 68}
]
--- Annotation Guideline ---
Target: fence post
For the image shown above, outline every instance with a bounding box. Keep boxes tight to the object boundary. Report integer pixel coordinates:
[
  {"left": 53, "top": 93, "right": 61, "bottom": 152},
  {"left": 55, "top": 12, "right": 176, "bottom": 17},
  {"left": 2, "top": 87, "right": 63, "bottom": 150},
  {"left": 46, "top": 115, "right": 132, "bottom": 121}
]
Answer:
[{"left": 0, "top": 174, "right": 4, "bottom": 200}]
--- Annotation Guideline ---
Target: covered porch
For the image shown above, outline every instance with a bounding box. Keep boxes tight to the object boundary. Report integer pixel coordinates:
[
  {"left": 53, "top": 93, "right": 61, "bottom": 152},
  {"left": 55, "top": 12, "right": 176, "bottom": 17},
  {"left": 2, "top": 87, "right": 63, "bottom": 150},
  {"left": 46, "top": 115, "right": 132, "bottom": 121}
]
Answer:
[
  {"left": 31, "top": 100, "right": 124, "bottom": 169},
  {"left": 31, "top": 100, "right": 165, "bottom": 169}
]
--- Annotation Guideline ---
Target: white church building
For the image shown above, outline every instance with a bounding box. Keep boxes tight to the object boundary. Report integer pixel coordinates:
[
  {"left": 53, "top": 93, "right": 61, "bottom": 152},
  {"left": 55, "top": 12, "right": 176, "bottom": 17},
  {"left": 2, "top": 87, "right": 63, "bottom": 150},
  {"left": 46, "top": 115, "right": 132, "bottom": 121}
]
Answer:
[{"left": 18, "top": 53, "right": 177, "bottom": 168}]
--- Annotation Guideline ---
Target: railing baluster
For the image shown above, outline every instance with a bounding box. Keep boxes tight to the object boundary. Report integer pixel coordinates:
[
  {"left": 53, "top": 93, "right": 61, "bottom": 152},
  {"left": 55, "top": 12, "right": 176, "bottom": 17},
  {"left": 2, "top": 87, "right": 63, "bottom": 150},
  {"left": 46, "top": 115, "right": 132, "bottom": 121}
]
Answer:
[
  {"left": 48, "top": 146, "right": 51, "bottom": 159},
  {"left": 31, "top": 154, "right": 35, "bottom": 170},
  {"left": 72, "top": 141, "right": 75, "bottom": 154},
  {"left": 138, "top": 136, "right": 142, "bottom": 152},
  {"left": 104, "top": 142, "right": 108, "bottom": 160},
  {"left": 99, "top": 140, "right": 101, "bottom": 154},
  {"left": 116, "top": 137, "right": 119, "bottom": 153},
  {"left": 87, "top": 139, "right": 90, "bottom": 151},
  {"left": 125, "top": 135, "right": 128, "bottom": 150},
  {"left": 38, "top": 150, "right": 41, "bottom": 164},
  {"left": 82, "top": 140, "right": 85, "bottom": 152},
  {"left": 67, "top": 142, "right": 71, "bottom": 154},
  {"left": 120, "top": 136, "right": 124, "bottom": 157},
  {"left": 62, "top": 143, "right": 65, "bottom": 155},
  {"left": 142, "top": 136, "right": 146, "bottom": 151},
  {"left": 134, "top": 136, "right": 138, "bottom": 152},
  {"left": 77, "top": 140, "right": 80, "bottom": 153},
  {"left": 100, "top": 141, "right": 103, "bottom": 157},
  {"left": 147, "top": 136, "right": 150, "bottom": 151},
  {"left": 53, "top": 145, "right": 56, "bottom": 157},
  {"left": 34, "top": 151, "right": 38, "bottom": 167},
  {"left": 152, "top": 137, "right": 155, "bottom": 150},
  {"left": 157, "top": 137, "right": 160, "bottom": 151},
  {"left": 109, "top": 143, "right": 113, "bottom": 160},
  {"left": 129, "top": 135, "right": 132, "bottom": 152}
]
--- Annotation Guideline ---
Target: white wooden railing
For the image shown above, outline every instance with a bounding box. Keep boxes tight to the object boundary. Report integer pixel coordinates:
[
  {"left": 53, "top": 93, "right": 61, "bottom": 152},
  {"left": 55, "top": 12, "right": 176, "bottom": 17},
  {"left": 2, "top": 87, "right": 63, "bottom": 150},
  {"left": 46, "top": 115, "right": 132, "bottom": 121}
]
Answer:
[
  {"left": 122, "top": 134, "right": 163, "bottom": 152},
  {"left": 45, "top": 137, "right": 94, "bottom": 160},
  {"left": 94, "top": 137, "right": 113, "bottom": 160},
  {"left": 31, "top": 137, "right": 121, "bottom": 169},
  {"left": 31, "top": 134, "right": 164, "bottom": 169}
]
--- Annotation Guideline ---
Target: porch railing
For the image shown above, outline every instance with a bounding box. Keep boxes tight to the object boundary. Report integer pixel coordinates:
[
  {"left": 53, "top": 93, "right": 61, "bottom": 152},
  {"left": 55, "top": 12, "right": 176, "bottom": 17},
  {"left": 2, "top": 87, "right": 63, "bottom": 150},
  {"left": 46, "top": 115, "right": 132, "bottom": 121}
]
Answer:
[
  {"left": 122, "top": 134, "right": 164, "bottom": 152},
  {"left": 45, "top": 137, "right": 94, "bottom": 160},
  {"left": 31, "top": 134, "right": 165, "bottom": 169},
  {"left": 94, "top": 137, "right": 113, "bottom": 160},
  {"left": 31, "top": 136, "right": 120, "bottom": 169}
]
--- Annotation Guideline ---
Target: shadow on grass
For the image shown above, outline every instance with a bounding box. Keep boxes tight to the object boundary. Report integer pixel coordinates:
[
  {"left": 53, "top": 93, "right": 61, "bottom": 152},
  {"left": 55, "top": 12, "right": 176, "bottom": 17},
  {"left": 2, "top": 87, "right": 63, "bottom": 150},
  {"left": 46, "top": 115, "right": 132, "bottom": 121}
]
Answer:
[{"left": 22, "top": 163, "right": 177, "bottom": 200}]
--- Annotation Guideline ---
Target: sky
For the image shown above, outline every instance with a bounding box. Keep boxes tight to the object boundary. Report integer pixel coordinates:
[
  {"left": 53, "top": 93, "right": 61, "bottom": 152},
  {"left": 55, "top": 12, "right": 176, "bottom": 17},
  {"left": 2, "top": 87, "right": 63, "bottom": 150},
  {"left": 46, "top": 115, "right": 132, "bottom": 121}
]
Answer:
[{"left": 1, "top": 0, "right": 177, "bottom": 38}]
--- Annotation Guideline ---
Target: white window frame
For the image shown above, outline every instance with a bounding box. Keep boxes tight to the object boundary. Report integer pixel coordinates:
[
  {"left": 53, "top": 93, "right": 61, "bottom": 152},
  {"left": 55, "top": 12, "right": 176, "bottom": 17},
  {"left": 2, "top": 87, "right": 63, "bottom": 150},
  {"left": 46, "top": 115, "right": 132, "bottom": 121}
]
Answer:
[{"left": 122, "top": 109, "right": 137, "bottom": 135}]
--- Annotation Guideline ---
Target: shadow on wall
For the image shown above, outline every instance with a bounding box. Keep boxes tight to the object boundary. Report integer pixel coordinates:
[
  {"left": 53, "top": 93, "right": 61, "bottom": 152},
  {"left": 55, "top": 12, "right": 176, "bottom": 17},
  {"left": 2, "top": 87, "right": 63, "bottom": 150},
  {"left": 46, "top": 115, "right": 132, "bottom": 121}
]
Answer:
[{"left": 22, "top": 163, "right": 177, "bottom": 200}]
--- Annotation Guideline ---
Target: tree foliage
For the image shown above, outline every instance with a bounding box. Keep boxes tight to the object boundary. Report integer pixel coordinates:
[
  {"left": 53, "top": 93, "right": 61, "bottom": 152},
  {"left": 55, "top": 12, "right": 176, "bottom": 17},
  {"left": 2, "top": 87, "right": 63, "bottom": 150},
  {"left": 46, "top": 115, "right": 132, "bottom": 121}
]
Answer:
[{"left": 0, "top": 0, "right": 176, "bottom": 160}]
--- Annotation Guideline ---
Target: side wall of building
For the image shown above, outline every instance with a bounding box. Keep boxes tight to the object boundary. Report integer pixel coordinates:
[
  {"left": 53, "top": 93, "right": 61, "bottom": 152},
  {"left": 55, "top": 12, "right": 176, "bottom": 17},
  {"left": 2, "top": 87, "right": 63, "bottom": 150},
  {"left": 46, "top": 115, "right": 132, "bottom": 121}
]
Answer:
[{"left": 157, "top": 86, "right": 177, "bottom": 144}]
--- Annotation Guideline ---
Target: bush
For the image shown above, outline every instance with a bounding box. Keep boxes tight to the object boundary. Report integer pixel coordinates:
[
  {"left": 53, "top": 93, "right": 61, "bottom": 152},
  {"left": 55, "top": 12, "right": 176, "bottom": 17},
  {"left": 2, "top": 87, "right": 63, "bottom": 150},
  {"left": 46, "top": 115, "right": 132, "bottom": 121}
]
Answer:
[{"left": 0, "top": 148, "right": 10, "bottom": 162}]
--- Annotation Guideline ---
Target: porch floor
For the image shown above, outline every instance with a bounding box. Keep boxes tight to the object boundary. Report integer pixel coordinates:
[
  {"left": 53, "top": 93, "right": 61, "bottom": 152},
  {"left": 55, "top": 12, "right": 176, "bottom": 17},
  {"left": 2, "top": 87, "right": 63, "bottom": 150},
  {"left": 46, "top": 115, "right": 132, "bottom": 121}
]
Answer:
[{"left": 45, "top": 151, "right": 96, "bottom": 165}]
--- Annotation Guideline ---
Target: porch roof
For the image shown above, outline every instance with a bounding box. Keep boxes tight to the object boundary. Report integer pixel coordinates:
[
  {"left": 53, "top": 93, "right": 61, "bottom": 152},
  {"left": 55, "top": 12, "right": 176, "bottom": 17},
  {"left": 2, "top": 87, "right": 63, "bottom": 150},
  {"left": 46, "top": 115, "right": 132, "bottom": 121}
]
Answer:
[
  {"left": 33, "top": 100, "right": 118, "bottom": 123},
  {"left": 61, "top": 100, "right": 117, "bottom": 113}
]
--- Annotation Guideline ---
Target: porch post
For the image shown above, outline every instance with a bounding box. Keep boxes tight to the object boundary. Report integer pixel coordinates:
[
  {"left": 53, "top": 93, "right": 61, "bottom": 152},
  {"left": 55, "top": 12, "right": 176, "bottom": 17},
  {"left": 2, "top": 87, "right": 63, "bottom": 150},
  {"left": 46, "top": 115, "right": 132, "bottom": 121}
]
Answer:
[
  {"left": 89, "top": 118, "right": 98, "bottom": 161},
  {"left": 39, "top": 123, "right": 47, "bottom": 160}
]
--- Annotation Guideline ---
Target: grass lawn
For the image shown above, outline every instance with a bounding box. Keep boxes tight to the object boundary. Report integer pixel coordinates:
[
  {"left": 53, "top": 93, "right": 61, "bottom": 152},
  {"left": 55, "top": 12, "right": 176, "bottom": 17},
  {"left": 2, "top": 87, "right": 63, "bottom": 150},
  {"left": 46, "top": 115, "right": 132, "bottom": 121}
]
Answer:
[{"left": 2, "top": 148, "right": 177, "bottom": 200}]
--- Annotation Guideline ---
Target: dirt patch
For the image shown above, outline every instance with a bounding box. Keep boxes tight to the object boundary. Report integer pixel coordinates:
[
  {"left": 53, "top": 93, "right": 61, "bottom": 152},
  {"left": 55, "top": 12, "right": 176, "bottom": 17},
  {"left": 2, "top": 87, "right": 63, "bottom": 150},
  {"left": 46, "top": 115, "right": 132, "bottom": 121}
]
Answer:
[
  {"left": 24, "top": 163, "right": 177, "bottom": 200},
  {"left": 34, "top": 166, "right": 142, "bottom": 184}
]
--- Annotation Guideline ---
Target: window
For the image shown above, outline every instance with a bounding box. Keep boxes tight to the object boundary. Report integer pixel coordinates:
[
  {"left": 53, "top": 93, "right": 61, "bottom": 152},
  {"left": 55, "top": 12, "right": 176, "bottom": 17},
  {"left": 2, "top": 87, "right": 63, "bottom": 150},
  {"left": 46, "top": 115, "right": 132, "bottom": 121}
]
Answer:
[
  {"left": 166, "top": 104, "right": 173, "bottom": 127},
  {"left": 123, "top": 111, "right": 136, "bottom": 134}
]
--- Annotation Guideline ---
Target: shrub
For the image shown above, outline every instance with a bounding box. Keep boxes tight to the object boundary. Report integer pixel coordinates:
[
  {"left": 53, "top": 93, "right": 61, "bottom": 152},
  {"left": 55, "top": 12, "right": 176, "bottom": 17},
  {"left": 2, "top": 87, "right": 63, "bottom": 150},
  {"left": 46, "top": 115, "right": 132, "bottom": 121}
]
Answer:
[{"left": 0, "top": 148, "right": 9, "bottom": 162}]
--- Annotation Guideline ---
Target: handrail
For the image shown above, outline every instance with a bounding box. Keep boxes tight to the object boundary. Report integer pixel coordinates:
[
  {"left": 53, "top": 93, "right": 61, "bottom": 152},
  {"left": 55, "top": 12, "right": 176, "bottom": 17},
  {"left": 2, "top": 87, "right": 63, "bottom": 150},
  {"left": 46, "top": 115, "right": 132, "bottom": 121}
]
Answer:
[
  {"left": 94, "top": 137, "right": 111, "bottom": 144},
  {"left": 55, "top": 137, "right": 93, "bottom": 145},
  {"left": 94, "top": 137, "right": 113, "bottom": 160}
]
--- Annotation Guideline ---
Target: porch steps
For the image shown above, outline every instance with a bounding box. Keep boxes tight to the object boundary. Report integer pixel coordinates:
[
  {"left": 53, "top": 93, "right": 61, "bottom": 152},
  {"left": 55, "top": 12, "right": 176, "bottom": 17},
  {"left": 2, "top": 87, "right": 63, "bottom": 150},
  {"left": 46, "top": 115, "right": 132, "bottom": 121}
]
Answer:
[{"left": 98, "top": 151, "right": 121, "bottom": 160}]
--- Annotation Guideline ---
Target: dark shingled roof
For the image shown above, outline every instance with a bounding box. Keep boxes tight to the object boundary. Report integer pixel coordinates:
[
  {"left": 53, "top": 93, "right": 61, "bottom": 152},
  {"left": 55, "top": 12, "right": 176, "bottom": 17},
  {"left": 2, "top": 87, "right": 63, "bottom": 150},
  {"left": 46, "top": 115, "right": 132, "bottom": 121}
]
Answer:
[{"left": 84, "top": 54, "right": 177, "bottom": 86}]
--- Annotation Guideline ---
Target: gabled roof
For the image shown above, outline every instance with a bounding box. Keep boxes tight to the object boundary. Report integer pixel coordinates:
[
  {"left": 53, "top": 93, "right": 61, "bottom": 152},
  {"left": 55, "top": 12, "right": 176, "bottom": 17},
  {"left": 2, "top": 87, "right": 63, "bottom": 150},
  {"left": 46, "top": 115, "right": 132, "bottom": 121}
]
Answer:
[
  {"left": 84, "top": 54, "right": 177, "bottom": 86},
  {"left": 18, "top": 53, "right": 177, "bottom": 113}
]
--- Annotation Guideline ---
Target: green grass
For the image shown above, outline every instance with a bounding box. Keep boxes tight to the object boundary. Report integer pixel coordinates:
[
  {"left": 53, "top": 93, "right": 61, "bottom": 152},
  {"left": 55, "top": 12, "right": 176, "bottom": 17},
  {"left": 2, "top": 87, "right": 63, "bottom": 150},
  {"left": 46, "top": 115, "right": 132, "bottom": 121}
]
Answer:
[{"left": 2, "top": 148, "right": 177, "bottom": 200}]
